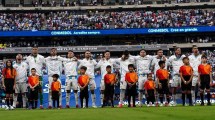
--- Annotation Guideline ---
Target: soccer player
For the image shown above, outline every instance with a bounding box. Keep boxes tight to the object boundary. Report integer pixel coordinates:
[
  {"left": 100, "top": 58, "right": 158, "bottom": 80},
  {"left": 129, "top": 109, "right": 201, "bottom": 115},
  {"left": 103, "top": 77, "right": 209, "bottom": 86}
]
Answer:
[
  {"left": 96, "top": 50, "right": 116, "bottom": 106},
  {"left": 78, "top": 66, "right": 90, "bottom": 108},
  {"left": 125, "top": 64, "right": 138, "bottom": 107},
  {"left": 78, "top": 50, "right": 97, "bottom": 108},
  {"left": 144, "top": 73, "right": 156, "bottom": 107},
  {"left": 168, "top": 47, "right": 186, "bottom": 106},
  {"left": 26, "top": 46, "right": 45, "bottom": 109},
  {"left": 115, "top": 50, "right": 135, "bottom": 108},
  {"left": 198, "top": 55, "right": 212, "bottom": 106},
  {"left": 133, "top": 49, "right": 153, "bottom": 107},
  {"left": 103, "top": 65, "right": 117, "bottom": 107},
  {"left": 179, "top": 57, "right": 193, "bottom": 106},
  {"left": 13, "top": 54, "right": 28, "bottom": 108},
  {"left": 2, "top": 60, "right": 17, "bottom": 110},
  {"left": 51, "top": 74, "right": 61, "bottom": 109},
  {"left": 28, "top": 68, "right": 40, "bottom": 109},
  {"left": 46, "top": 48, "right": 63, "bottom": 108},
  {"left": 156, "top": 61, "right": 170, "bottom": 106},
  {"left": 63, "top": 50, "right": 79, "bottom": 108},
  {"left": 188, "top": 46, "right": 202, "bottom": 105}
]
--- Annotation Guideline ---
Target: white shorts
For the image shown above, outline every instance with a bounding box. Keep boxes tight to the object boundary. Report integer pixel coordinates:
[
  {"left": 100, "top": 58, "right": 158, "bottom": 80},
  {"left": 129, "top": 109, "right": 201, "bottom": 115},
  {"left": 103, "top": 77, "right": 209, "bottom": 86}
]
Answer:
[
  {"left": 138, "top": 75, "right": 147, "bottom": 90},
  {"left": 100, "top": 80, "right": 105, "bottom": 91},
  {"left": 65, "top": 76, "right": 78, "bottom": 91},
  {"left": 15, "top": 82, "right": 27, "bottom": 93},
  {"left": 120, "top": 77, "right": 127, "bottom": 90},
  {"left": 192, "top": 76, "right": 198, "bottom": 87},
  {"left": 48, "top": 76, "right": 61, "bottom": 89},
  {"left": 89, "top": 78, "right": 96, "bottom": 90},
  {"left": 171, "top": 75, "right": 181, "bottom": 87}
]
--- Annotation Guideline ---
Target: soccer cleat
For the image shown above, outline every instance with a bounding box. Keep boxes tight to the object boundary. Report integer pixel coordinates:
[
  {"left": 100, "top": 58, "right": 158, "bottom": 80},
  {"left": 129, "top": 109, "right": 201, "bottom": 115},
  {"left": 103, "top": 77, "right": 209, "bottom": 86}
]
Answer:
[
  {"left": 5, "top": 106, "right": 10, "bottom": 110},
  {"left": 207, "top": 102, "right": 212, "bottom": 106},
  {"left": 48, "top": 106, "right": 52, "bottom": 109},
  {"left": 147, "top": 104, "right": 150, "bottom": 107},
  {"left": 160, "top": 103, "right": 164, "bottom": 107},
  {"left": 118, "top": 104, "right": 123, "bottom": 108},
  {"left": 76, "top": 104, "right": 79, "bottom": 108},
  {"left": 59, "top": 105, "right": 63, "bottom": 109},
  {"left": 189, "top": 104, "right": 193, "bottom": 106},
  {"left": 152, "top": 104, "right": 155, "bottom": 107},
  {"left": 10, "top": 106, "right": 15, "bottom": 110},
  {"left": 92, "top": 105, "right": 97, "bottom": 108},
  {"left": 172, "top": 102, "right": 177, "bottom": 107},
  {"left": 66, "top": 105, "right": 70, "bottom": 108},
  {"left": 40, "top": 105, "right": 44, "bottom": 109},
  {"left": 200, "top": 102, "right": 204, "bottom": 106},
  {"left": 155, "top": 102, "right": 159, "bottom": 107}
]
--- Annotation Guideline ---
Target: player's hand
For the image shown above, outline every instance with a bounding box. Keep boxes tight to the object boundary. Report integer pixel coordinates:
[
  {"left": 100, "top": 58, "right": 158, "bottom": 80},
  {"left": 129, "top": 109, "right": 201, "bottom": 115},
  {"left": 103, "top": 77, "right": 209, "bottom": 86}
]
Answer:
[
  {"left": 183, "top": 81, "right": 187, "bottom": 84},
  {"left": 73, "top": 57, "right": 78, "bottom": 61},
  {"left": 163, "top": 55, "right": 166, "bottom": 61},
  {"left": 3, "top": 85, "right": 6, "bottom": 91},
  {"left": 210, "top": 82, "right": 213, "bottom": 87},
  {"left": 159, "top": 83, "right": 162, "bottom": 89},
  {"left": 13, "top": 85, "right": 16, "bottom": 90}
]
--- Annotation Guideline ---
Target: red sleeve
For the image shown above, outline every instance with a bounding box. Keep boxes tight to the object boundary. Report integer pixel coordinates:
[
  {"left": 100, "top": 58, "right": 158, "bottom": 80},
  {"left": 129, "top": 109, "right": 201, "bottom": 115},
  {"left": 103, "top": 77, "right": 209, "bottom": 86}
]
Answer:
[
  {"left": 144, "top": 81, "right": 148, "bottom": 90},
  {"left": 198, "top": 65, "right": 201, "bottom": 73},
  {"left": 77, "top": 77, "right": 80, "bottom": 84},
  {"left": 2, "top": 68, "right": 6, "bottom": 77},
  {"left": 179, "top": 66, "right": 182, "bottom": 73},
  {"left": 125, "top": 73, "right": 128, "bottom": 81},
  {"left": 28, "top": 76, "right": 31, "bottom": 83}
]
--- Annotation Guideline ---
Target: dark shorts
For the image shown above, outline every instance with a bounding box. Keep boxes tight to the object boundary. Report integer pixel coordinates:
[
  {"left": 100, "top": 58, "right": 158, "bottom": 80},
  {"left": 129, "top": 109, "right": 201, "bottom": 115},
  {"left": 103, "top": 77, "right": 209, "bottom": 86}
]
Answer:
[
  {"left": 29, "top": 86, "right": 39, "bottom": 100},
  {"left": 181, "top": 75, "right": 192, "bottom": 91},
  {"left": 4, "top": 78, "right": 15, "bottom": 94},
  {"left": 52, "top": 91, "right": 60, "bottom": 100},
  {"left": 80, "top": 86, "right": 89, "bottom": 99},
  {"left": 158, "top": 79, "right": 169, "bottom": 94},
  {"left": 147, "top": 89, "right": 155, "bottom": 97},
  {"left": 126, "top": 83, "right": 137, "bottom": 96},
  {"left": 104, "top": 84, "right": 114, "bottom": 98},
  {"left": 200, "top": 74, "right": 210, "bottom": 90}
]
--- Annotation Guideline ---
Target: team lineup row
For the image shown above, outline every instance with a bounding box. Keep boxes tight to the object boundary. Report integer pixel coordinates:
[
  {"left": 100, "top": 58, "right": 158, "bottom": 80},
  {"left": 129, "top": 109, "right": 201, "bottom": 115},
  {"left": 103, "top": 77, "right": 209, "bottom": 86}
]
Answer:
[{"left": 1, "top": 46, "right": 213, "bottom": 110}]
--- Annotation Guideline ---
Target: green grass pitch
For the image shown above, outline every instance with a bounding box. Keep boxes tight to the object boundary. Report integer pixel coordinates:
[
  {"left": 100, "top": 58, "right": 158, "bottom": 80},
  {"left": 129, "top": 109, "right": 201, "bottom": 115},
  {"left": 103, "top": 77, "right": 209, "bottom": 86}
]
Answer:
[{"left": 0, "top": 106, "right": 214, "bottom": 120}]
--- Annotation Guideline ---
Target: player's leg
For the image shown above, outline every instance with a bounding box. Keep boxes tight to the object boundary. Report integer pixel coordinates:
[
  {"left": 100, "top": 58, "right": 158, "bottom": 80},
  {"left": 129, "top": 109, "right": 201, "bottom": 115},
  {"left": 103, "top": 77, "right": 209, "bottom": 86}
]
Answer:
[
  {"left": 21, "top": 82, "right": 28, "bottom": 108},
  {"left": 57, "top": 78, "right": 62, "bottom": 108},
  {"left": 138, "top": 75, "right": 145, "bottom": 107},
  {"left": 191, "top": 76, "right": 198, "bottom": 105},
  {"left": 38, "top": 76, "right": 44, "bottom": 109},
  {"left": 164, "top": 80, "right": 170, "bottom": 105},
  {"left": 119, "top": 77, "right": 126, "bottom": 107},
  {"left": 205, "top": 75, "right": 211, "bottom": 105},
  {"left": 13, "top": 83, "right": 19, "bottom": 108},
  {"left": 186, "top": 78, "right": 192, "bottom": 106},
  {"left": 171, "top": 75, "right": 179, "bottom": 106},
  {"left": 85, "top": 86, "right": 89, "bottom": 108},
  {"left": 100, "top": 80, "right": 105, "bottom": 106},
  {"left": 199, "top": 75, "right": 205, "bottom": 106},
  {"left": 34, "top": 87, "right": 39, "bottom": 108},
  {"left": 132, "top": 84, "right": 137, "bottom": 107},
  {"left": 48, "top": 77, "right": 53, "bottom": 107},
  {"left": 71, "top": 77, "right": 79, "bottom": 108},
  {"left": 110, "top": 85, "right": 114, "bottom": 107},
  {"left": 127, "top": 87, "right": 131, "bottom": 107},
  {"left": 65, "top": 77, "right": 72, "bottom": 108},
  {"left": 151, "top": 90, "right": 155, "bottom": 105},
  {"left": 89, "top": 78, "right": 96, "bottom": 108}
]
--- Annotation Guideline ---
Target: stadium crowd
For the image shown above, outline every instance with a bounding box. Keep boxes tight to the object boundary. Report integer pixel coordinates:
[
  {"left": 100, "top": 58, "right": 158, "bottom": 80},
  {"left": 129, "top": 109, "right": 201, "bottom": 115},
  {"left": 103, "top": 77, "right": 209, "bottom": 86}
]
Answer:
[
  {"left": 0, "top": 46, "right": 214, "bottom": 110},
  {"left": 0, "top": 9, "right": 214, "bottom": 31}
]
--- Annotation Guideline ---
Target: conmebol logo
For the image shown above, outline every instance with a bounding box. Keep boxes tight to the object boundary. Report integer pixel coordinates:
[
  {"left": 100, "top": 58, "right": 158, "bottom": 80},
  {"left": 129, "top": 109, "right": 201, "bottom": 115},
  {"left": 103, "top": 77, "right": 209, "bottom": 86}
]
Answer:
[
  {"left": 51, "top": 31, "right": 72, "bottom": 35},
  {"left": 148, "top": 29, "right": 169, "bottom": 33}
]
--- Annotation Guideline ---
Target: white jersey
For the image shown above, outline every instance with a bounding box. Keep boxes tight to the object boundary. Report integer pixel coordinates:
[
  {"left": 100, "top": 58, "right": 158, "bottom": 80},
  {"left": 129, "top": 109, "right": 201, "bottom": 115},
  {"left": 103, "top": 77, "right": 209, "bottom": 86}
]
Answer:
[
  {"left": 168, "top": 54, "right": 186, "bottom": 75},
  {"left": 96, "top": 58, "right": 116, "bottom": 79},
  {"left": 133, "top": 55, "right": 153, "bottom": 75},
  {"left": 189, "top": 54, "right": 202, "bottom": 76},
  {"left": 78, "top": 58, "right": 97, "bottom": 78},
  {"left": 116, "top": 57, "right": 135, "bottom": 77},
  {"left": 13, "top": 62, "right": 28, "bottom": 83},
  {"left": 63, "top": 58, "right": 78, "bottom": 76},
  {"left": 152, "top": 55, "right": 168, "bottom": 74},
  {"left": 26, "top": 54, "right": 45, "bottom": 76},
  {"left": 46, "top": 56, "right": 63, "bottom": 76}
]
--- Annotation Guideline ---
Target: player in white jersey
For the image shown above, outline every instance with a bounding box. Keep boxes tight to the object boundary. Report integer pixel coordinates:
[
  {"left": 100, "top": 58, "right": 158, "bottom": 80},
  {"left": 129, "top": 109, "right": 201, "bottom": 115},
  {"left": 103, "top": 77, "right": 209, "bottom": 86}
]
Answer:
[
  {"left": 96, "top": 50, "right": 116, "bottom": 106},
  {"left": 13, "top": 54, "right": 28, "bottom": 108},
  {"left": 46, "top": 48, "right": 64, "bottom": 108},
  {"left": 151, "top": 49, "right": 167, "bottom": 106},
  {"left": 78, "top": 50, "right": 97, "bottom": 108},
  {"left": 168, "top": 47, "right": 186, "bottom": 106},
  {"left": 133, "top": 49, "right": 153, "bottom": 107},
  {"left": 115, "top": 50, "right": 135, "bottom": 108},
  {"left": 63, "top": 50, "right": 79, "bottom": 108},
  {"left": 26, "top": 47, "right": 46, "bottom": 109},
  {"left": 188, "top": 46, "right": 202, "bottom": 105}
]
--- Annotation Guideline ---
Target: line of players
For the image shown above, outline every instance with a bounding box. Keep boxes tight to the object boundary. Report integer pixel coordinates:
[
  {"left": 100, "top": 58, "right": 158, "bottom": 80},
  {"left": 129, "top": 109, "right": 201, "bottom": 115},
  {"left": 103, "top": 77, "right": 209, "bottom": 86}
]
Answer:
[{"left": 1, "top": 46, "right": 213, "bottom": 109}]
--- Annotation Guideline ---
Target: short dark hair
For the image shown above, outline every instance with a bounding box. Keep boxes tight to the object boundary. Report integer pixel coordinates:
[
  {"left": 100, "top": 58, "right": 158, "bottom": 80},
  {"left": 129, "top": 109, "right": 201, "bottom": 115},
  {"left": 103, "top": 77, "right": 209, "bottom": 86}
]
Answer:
[
  {"left": 158, "top": 61, "right": 165, "bottom": 67},
  {"left": 140, "top": 49, "right": 146, "bottom": 52},
  {"left": 52, "top": 74, "right": 59, "bottom": 79},
  {"left": 80, "top": 66, "right": 87, "bottom": 71},
  {"left": 31, "top": 68, "right": 36, "bottom": 71},
  {"left": 157, "top": 49, "right": 163, "bottom": 52},
  {"left": 104, "top": 50, "right": 110, "bottom": 53},
  {"left": 201, "top": 54, "right": 207, "bottom": 59},
  {"left": 147, "top": 73, "right": 153, "bottom": 77},
  {"left": 106, "top": 65, "right": 111, "bottom": 69},
  {"left": 182, "top": 57, "right": 189, "bottom": 61},
  {"left": 51, "top": 48, "right": 56, "bottom": 50},
  {"left": 128, "top": 64, "right": 135, "bottom": 69},
  {"left": 123, "top": 50, "right": 129, "bottom": 56},
  {"left": 174, "top": 47, "right": 180, "bottom": 51},
  {"left": 68, "top": 50, "right": 74, "bottom": 53},
  {"left": 85, "top": 50, "right": 91, "bottom": 53},
  {"left": 192, "top": 45, "right": 198, "bottom": 49},
  {"left": 32, "top": 46, "right": 38, "bottom": 49}
]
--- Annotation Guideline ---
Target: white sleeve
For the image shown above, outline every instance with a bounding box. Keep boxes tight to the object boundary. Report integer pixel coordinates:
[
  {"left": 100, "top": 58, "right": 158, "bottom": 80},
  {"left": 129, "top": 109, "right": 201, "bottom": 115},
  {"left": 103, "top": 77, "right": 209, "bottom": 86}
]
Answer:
[
  {"left": 78, "top": 60, "right": 83, "bottom": 69},
  {"left": 167, "top": 57, "right": 172, "bottom": 66},
  {"left": 95, "top": 60, "right": 102, "bottom": 69},
  {"left": 93, "top": 59, "right": 97, "bottom": 66}
]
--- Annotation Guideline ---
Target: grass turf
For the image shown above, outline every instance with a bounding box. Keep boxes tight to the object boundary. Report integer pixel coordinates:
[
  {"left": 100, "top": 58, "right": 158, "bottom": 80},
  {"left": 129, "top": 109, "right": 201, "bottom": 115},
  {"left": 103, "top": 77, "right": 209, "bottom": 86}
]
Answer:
[{"left": 0, "top": 106, "right": 214, "bottom": 120}]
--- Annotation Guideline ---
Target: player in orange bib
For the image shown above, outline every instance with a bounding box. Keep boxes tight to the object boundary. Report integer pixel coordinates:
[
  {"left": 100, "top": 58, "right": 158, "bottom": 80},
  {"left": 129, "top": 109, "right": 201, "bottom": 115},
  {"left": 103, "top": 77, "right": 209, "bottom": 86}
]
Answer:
[
  {"left": 78, "top": 66, "right": 90, "bottom": 108},
  {"left": 2, "top": 60, "right": 17, "bottom": 110},
  {"left": 103, "top": 65, "right": 117, "bottom": 107},
  {"left": 125, "top": 64, "right": 138, "bottom": 107},
  {"left": 28, "top": 68, "right": 40, "bottom": 109},
  {"left": 144, "top": 73, "right": 156, "bottom": 107},
  {"left": 198, "top": 55, "right": 212, "bottom": 106},
  {"left": 51, "top": 74, "right": 61, "bottom": 109},
  {"left": 179, "top": 57, "right": 193, "bottom": 106},
  {"left": 156, "top": 61, "right": 170, "bottom": 106}
]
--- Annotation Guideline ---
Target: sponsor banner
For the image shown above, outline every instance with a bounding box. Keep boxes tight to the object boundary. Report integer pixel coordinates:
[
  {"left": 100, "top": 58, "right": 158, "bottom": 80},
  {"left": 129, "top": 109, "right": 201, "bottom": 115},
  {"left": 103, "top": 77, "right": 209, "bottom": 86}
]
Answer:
[{"left": 0, "top": 26, "right": 215, "bottom": 37}]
